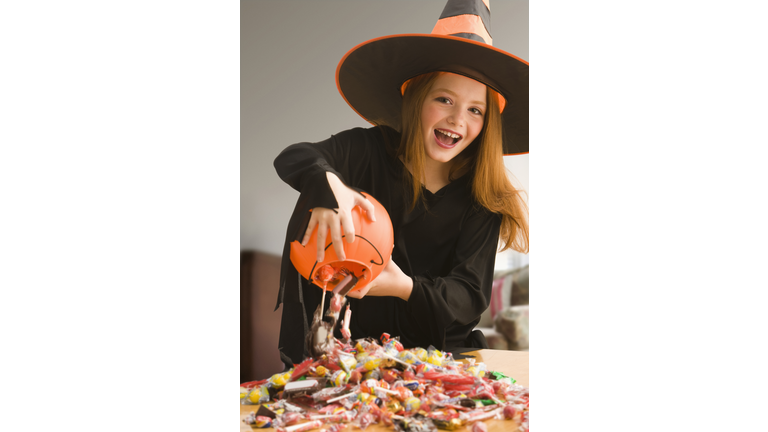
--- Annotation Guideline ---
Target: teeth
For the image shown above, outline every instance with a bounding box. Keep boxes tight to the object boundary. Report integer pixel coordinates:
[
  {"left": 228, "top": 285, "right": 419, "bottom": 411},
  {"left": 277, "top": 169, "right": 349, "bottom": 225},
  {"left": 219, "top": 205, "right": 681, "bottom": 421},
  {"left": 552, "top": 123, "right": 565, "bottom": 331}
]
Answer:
[{"left": 437, "top": 130, "right": 461, "bottom": 139}]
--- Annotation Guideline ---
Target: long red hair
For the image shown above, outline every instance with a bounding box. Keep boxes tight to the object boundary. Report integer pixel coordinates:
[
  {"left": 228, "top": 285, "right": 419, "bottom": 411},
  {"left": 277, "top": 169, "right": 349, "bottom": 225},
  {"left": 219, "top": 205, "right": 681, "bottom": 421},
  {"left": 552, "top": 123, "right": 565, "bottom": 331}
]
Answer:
[{"left": 391, "top": 72, "right": 529, "bottom": 253}]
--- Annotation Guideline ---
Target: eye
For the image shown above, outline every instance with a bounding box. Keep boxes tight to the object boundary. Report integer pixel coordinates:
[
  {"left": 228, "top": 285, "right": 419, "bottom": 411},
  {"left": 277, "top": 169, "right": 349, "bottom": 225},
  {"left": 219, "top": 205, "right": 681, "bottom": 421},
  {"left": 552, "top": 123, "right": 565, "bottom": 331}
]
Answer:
[
  {"left": 436, "top": 96, "right": 452, "bottom": 104},
  {"left": 470, "top": 107, "right": 483, "bottom": 115}
]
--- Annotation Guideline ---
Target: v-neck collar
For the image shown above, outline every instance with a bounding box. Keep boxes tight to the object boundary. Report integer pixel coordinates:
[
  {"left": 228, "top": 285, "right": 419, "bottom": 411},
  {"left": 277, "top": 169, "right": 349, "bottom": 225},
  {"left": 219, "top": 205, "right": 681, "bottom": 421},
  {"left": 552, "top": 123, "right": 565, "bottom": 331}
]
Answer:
[{"left": 422, "top": 171, "right": 471, "bottom": 199}]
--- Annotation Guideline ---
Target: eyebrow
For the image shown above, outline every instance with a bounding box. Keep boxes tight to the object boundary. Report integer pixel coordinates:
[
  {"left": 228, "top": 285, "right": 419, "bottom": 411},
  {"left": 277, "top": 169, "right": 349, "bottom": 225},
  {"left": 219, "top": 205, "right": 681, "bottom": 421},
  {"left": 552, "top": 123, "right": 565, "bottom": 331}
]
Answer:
[{"left": 432, "top": 88, "right": 487, "bottom": 106}]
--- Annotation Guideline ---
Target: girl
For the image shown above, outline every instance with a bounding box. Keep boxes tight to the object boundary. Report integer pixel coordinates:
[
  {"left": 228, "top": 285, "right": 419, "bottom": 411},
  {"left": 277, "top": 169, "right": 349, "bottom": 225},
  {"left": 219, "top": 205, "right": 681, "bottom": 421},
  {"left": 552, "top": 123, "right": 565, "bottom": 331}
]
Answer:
[{"left": 273, "top": 0, "right": 529, "bottom": 369}]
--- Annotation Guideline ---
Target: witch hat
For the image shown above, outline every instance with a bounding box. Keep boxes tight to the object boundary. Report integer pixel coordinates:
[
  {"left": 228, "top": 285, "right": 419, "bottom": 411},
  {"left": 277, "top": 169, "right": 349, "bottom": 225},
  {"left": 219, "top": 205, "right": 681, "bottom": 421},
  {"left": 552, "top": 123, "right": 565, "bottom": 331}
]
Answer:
[{"left": 336, "top": 0, "right": 528, "bottom": 155}]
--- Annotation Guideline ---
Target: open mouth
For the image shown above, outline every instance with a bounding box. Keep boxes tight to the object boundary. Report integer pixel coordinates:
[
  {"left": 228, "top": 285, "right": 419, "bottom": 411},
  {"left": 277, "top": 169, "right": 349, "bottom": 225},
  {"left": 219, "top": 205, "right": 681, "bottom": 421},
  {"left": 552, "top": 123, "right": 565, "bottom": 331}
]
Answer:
[{"left": 434, "top": 129, "right": 462, "bottom": 148}]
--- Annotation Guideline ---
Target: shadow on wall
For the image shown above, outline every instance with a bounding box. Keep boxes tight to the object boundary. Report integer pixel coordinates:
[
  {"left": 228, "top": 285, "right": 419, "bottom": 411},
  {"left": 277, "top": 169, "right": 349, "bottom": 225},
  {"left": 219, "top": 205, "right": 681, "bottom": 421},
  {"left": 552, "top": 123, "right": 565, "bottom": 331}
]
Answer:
[{"left": 241, "top": 251, "right": 285, "bottom": 382}]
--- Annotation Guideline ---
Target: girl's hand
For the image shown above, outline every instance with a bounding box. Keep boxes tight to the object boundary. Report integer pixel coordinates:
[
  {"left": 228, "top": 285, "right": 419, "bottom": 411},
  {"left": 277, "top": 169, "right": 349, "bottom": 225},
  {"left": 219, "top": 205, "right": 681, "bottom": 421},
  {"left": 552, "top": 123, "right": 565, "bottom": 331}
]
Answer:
[
  {"left": 301, "top": 172, "right": 376, "bottom": 262},
  {"left": 346, "top": 258, "right": 413, "bottom": 301}
]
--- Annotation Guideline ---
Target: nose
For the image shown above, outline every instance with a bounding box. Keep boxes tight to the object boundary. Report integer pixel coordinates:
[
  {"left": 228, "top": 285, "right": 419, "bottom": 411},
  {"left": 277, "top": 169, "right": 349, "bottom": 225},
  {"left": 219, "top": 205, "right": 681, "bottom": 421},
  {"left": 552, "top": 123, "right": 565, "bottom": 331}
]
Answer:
[{"left": 447, "top": 107, "right": 465, "bottom": 127}]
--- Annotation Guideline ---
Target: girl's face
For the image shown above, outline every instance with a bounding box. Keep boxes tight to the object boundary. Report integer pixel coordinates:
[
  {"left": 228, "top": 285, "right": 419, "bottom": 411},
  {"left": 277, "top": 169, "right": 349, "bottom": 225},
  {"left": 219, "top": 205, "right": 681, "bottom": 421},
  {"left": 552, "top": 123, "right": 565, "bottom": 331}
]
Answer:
[{"left": 420, "top": 72, "right": 486, "bottom": 166}]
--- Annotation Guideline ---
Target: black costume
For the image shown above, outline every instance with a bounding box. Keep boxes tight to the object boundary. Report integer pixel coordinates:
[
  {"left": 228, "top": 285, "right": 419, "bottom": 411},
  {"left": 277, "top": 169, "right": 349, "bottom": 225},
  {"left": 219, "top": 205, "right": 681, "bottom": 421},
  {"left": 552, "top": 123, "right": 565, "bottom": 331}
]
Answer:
[{"left": 274, "top": 126, "right": 499, "bottom": 368}]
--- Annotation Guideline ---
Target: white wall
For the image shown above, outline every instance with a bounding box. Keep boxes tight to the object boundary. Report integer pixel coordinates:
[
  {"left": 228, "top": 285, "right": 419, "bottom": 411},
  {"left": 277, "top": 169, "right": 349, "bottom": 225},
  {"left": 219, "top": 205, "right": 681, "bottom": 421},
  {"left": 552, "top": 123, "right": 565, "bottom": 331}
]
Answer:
[
  {"left": 496, "top": 154, "right": 530, "bottom": 273},
  {"left": 241, "top": 0, "right": 529, "bottom": 256}
]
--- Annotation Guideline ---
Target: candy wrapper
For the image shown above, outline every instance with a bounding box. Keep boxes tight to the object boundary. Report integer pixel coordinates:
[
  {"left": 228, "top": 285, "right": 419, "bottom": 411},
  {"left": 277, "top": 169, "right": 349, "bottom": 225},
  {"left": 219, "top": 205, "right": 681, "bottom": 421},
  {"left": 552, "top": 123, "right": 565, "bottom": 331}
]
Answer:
[
  {"left": 283, "top": 378, "right": 327, "bottom": 398},
  {"left": 242, "top": 413, "right": 273, "bottom": 428},
  {"left": 275, "top": 419, "right": 323, "bottom": 432},
  {"left": 392, "top": 413, "right": 438, "bottom": 432},
  {"left": 243, "top": 385, "right": 270, "bottom": 405}
]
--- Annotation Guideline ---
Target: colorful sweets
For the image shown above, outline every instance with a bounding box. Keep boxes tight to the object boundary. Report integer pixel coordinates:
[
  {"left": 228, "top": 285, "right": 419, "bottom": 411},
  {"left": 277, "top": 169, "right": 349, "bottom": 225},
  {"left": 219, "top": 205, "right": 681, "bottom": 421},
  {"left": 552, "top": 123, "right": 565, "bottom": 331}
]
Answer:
[{"left": 241, "top": 333, "right": 529, "bottom": 431}]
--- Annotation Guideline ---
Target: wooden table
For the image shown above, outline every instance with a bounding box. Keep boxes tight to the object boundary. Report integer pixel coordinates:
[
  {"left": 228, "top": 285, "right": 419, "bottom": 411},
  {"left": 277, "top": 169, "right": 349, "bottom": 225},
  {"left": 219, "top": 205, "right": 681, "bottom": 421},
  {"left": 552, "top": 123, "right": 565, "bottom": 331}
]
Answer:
[{"left": 240, "top": 349, "right": 528, "bottom": 432}]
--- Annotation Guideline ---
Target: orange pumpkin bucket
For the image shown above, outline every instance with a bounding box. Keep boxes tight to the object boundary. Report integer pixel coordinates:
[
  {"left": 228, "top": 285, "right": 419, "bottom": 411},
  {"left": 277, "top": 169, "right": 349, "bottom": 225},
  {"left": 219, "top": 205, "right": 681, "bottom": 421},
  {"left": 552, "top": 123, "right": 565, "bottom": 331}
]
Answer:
[{"left": 290, "top": 193, "right": 394, "bottom": 293}]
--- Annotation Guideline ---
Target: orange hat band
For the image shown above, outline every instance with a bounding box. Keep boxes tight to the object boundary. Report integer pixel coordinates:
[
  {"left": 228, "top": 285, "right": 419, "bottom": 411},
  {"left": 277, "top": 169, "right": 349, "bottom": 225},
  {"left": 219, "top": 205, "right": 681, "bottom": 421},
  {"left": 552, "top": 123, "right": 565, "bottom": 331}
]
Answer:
[
  {"left": 432, "top": 0, "right": 492, "bottom": 44},
  {"left": 432, "top": 14, "right": 492, "bottom": 45}
]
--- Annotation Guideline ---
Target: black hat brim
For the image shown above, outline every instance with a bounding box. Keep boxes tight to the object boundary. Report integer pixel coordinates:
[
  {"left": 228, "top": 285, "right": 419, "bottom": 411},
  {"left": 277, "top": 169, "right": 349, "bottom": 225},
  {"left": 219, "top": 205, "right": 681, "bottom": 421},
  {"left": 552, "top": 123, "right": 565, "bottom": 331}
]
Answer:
[{"left": 336, "top": 34, "right": 528, "bottom": 155}]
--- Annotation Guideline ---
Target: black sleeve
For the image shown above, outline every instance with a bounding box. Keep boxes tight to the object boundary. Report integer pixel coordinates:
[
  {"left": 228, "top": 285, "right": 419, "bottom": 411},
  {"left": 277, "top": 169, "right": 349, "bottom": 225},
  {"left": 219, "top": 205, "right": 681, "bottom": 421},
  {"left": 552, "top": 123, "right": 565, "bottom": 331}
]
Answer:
[
  {"left": 404, "top": 208, "right": 501, "bottom": 348},
  {"left": 273, "top": 127, "right": 384, "bottom": 366},
  {"left": 273, "top": 127, "right": 380, "bottom": 211}
]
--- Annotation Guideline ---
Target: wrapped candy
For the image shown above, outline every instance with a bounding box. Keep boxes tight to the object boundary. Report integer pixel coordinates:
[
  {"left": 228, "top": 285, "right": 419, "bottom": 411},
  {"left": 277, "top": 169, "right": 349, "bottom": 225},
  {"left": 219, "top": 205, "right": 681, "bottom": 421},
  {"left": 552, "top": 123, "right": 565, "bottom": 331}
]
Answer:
[
  {"left": 309, "top": 410, "right": 356, "bottom": 423},
  {"left": 240, "top": 333, "right": 529, "bottom": 432},
  {"left": 426, "top": 347, "right": 443, "bottom": 367},
  {"left": 503, "top": 404, "right": 517, "bottom": 420},
  {"left": 415, "top": 363, "right": 433, "bottom": 374},
  {"left": 357, "top": 413, "right": 375, "bottom": 430},
  {"left": 467, "top": 381, "right": 497, "bottom": 401},
  {"left": 240, "top": 378, "right": 268, "bottom": 390},
  {"left": 520, "top": 410, "right": 530, "bottom": 431},
  {"left": 364, "top": 357, "right": 382, "bottom": 371},
  {"left": 404, "top": 396, "right": 421, "bottom": 412},
  {"left": 358, "top": 392, "right": 374, "bottom": 404},
  {"left": 283, "top": 378, "right": 327, "bottom": 398},
  {"left": 315, "top": 265, "right": 335, "bottom": 283},
  {"left": 428, "top": 408, "right": 459, "bottom": 422},
  {"left": 395, "top": 387, "right": 413, "bottom": 401},
  {"left": 369, "top": 404, "right": 395, "bottom": 426},
  {"left": 348, "top": 369, "right": 363, "bottom": 384},
  {"left": 340, "top": 304, "right": 353, "bottom": 341},
  {"left": 460, "top": 407, "right": 503, "bottom": 424},
  {"left": 380, "top": 333, "right": 403, "bottom": 351},
  {"left": 386, "top": 400, "right": 404, "bottom": 414},
  {"left": 247, "top": 385, "right": 270, "bottom": 404},
  {"left": 392, "top": 413, "right": 438, "bottom": 432},
  {"left": 242, "top": 413, "right": 273, "bottom": 428},
  {"left": 380, "top": 368, "right": 399, "bottom": 383},
  {"left": 338, "top": 353, "right": 357, "bottom": 373},
  {"left": 290, "top": 358, "right": 315, "bottom": 381},
  {"left": 411, "top": 348, "right": 428, "bottom": 362},
  {"left": 275, "top": 419, "right": 323, "bottom": 432},
  {"left": 270, "top": 371, "right": 293, "bottom": 388},
  {"left": 331, "top": 370, "right": 349, "bottom": 387},
  {"left": 317, "top": 404, "right": 342, "bottom": 414},
  {"left": 397, "top": 350, "right": 421, "bottom": 364},
  {"left": 465, "top": 364, "right": 486, "bottom": 378},
  {"left": 359, "top": 378, "right": 378, "bottom": 394},
  {"left": 354, "top": 340, "right": 373, "bottom": 357},
  {"left": 422, "top": 370, "right": 475, "bottom": 385},
  {"left": 273, "top": 411, "right": 305, "bottom": 428},
  {"left": 431, "top": 417, "right": 463, "bottom": 430},
  {"left": 312, "top": 386, "right": 349, "bottom": 403}
]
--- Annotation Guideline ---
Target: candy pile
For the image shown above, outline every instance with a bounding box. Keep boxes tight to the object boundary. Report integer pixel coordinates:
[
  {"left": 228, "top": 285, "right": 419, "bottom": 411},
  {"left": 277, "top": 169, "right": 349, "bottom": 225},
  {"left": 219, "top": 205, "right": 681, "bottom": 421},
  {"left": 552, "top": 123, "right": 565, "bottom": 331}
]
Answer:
[{"left": 240, "top": 334, "right": 529, "bottom": 432}]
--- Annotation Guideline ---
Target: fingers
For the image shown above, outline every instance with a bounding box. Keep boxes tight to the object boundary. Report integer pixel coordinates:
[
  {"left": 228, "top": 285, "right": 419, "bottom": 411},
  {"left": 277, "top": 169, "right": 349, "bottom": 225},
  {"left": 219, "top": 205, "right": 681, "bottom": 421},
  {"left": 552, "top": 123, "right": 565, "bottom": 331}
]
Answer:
[
  {"left": 330, "top": 220, "right": 346, "bottom": 261},
  {"left": 305, "top": 207, "right": 347, "bottom": 262},
  {"left": 356, "top": 193, "right": 376, "bottom": 222},
  {"left": 303, "top": 190, "right": 377, "bottom": 262},
  {"left": 316, "top": 223, "right": 328, "bottom": 262},
  {"left": 302, "top": 217, "right": 317, "bottom": 247},
  {"left": 339, "top": 211, "right": 356, "bottom": 244}
]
